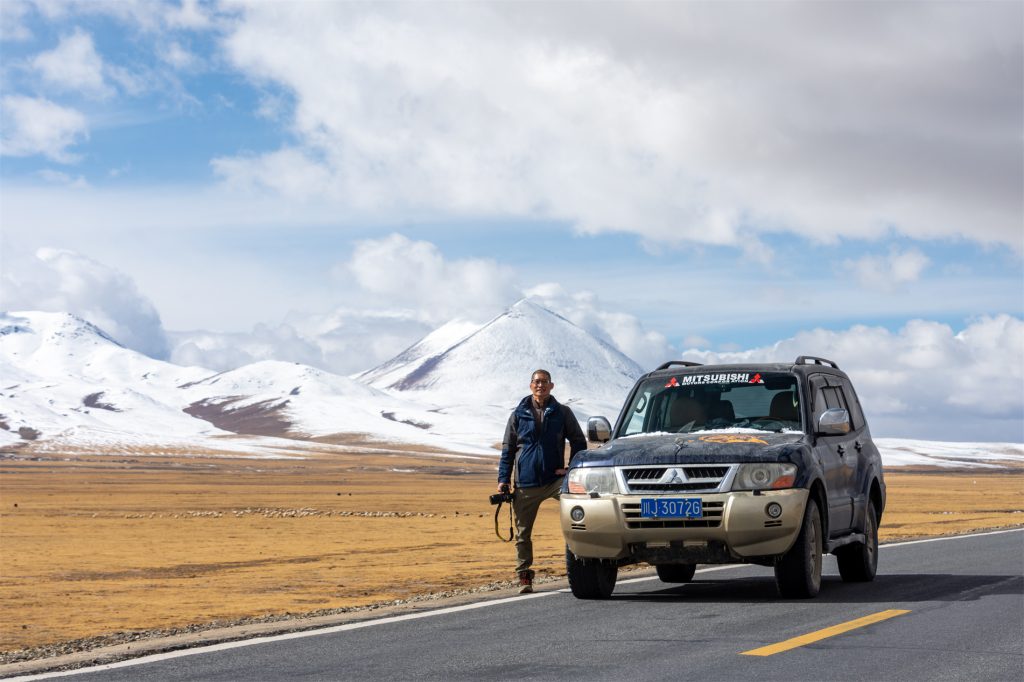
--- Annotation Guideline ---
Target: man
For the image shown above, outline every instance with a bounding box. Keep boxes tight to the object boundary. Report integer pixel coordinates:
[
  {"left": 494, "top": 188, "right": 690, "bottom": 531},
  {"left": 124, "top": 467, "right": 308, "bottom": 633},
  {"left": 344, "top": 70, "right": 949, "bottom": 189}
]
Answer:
[{"left": 497, "top": 369, "right": 587, "bottom": 593}]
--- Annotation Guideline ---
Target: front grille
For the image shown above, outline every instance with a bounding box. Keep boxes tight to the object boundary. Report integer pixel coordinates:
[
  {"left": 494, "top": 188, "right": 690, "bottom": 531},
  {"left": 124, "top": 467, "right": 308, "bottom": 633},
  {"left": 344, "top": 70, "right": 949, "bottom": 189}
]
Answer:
[
  {"left": 622, "top": 500, "right": 725, "bottom": 529},
  {"left": 621, "top": 465, "right": 731, "bottom": 494}
]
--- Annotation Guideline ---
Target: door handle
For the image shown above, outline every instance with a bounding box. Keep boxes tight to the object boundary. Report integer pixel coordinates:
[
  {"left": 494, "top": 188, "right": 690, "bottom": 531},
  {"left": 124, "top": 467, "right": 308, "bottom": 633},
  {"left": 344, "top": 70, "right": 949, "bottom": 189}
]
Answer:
[{"left": 837, "top": 444, "right": 846, "bottom": 456}]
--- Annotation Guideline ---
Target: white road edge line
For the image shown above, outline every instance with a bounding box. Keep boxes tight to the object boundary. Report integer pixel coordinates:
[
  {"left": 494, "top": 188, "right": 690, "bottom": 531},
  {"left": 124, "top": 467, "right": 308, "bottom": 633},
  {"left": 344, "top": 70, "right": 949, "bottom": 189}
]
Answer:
[{"left": 10, "top": 526, "right": 1023, "bottom": 681}]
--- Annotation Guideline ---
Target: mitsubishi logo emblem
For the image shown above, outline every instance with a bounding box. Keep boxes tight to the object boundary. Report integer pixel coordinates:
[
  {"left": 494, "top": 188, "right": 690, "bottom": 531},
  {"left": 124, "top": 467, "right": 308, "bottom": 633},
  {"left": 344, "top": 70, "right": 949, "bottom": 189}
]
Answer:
[{"left": 659, "top": 468, "right": 687, "bottom": 484}]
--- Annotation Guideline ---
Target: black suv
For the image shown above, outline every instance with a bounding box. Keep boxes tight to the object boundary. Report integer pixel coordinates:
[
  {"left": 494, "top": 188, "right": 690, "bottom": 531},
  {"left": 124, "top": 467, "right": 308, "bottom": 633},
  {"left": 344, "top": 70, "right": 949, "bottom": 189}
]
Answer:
[{"left": 560, "top": 356, "right": 885, "bottom": 599}]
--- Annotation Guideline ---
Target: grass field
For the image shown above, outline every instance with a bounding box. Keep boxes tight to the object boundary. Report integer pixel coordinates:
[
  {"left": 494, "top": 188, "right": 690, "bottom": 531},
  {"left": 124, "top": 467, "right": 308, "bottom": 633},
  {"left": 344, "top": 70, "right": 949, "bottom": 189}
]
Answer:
[{"left": 1, "top": 449, "right": 1022, "bottom": 654}]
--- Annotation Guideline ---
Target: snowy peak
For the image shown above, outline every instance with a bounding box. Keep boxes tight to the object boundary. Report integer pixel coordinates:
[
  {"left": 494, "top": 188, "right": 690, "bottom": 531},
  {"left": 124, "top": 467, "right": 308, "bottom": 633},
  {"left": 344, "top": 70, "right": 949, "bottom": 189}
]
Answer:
[
  {"left": 1, "top": 311, "right": 123, "bottom": 358},
  {"left": 356, "top": 318, "right": 482, "bottom": 387},
  {"left": 362, "top": 298, "right": 644, "bottom": 414}
]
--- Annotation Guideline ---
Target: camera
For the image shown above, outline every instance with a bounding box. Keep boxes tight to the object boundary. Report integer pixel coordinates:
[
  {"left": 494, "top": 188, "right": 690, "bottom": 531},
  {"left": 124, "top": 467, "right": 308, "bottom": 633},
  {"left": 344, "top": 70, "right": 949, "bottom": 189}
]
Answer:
[{"left": 490, "top": 491, "right": 515, "bottom": 505}]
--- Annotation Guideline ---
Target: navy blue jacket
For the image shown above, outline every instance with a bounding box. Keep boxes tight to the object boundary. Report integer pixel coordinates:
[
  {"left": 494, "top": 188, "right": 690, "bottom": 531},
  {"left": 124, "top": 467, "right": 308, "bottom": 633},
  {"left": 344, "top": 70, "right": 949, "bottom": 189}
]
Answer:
[{"left": 498, "top": 395, "right": 587, "bottom": 488}]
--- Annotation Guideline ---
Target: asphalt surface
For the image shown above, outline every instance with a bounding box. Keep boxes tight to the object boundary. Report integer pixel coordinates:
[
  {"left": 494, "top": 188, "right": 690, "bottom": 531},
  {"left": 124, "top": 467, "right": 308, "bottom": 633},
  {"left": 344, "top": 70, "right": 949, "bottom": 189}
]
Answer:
[{"left": 23, "top": 529, "right": 1024, "bottom": 682}]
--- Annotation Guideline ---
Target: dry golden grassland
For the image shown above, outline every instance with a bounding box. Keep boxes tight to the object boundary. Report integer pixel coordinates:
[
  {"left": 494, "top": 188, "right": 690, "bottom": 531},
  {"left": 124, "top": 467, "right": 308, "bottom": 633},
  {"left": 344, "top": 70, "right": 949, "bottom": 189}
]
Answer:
[{"left": 1, "top": 450, "right": 1022, "bottom": 653}]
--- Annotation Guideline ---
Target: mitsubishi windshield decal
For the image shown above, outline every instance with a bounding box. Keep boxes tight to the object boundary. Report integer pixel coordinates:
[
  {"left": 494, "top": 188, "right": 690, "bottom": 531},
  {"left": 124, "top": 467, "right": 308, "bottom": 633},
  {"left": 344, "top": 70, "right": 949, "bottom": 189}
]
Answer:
[{"left": 679, "top": 373, "right": 765, "bottom": 385}]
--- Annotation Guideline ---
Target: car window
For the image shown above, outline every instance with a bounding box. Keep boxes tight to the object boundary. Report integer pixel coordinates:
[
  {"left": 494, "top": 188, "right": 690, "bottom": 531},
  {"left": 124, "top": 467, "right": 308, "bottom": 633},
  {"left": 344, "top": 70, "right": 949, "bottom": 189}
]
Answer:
[
  {"left": 619, "top": 372, "right": 801, "bottom": 435},
  {"left": 836, "top": 379, "right": 865, "bottom": 430},
  {"left": 822, "top": 386, "right": 847, "bottom": 411},
  {"left": 810, "top": 375, "right": 830, "bottom": 424}
]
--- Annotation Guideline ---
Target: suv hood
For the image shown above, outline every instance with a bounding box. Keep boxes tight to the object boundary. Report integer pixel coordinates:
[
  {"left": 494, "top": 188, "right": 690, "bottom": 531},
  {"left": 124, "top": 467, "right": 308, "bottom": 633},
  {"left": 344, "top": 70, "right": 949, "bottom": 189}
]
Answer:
[{"left": 572, "top": 431, "right": 807, "bottom": 467}]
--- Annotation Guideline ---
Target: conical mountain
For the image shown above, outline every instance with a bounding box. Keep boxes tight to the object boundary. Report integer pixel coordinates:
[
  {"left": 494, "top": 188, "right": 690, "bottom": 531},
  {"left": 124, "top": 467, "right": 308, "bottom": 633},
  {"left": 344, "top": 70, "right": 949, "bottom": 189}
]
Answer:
[{"left": 362, "top": 299, "right": 644, "bottom": 417}]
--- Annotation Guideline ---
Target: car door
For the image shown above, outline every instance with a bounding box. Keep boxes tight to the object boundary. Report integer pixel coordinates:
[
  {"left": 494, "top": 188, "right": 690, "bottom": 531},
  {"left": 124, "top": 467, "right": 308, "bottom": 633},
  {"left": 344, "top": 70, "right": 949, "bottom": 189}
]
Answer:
[
  {"left": 832, "top": 376, "right": 871, "bottom": 529},
  {"left": 809, "top": 374, "right": 854, "bottom": 534}
]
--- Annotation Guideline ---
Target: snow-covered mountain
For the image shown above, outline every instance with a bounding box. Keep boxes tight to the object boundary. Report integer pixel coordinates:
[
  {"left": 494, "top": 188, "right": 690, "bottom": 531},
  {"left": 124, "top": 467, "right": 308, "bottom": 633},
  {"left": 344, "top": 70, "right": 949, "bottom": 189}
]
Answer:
[
  {"left": 360, "top": 299, "right": 644, "bottom": 420},
  {"left": 0, "top": 311, "right": 222, "bottom": 446},
  {"left": 4, "top": 308, "right": 1021, "bottom": 469},
  {"left": 0, "top": 312, "right": 488, "bottom": 453}
]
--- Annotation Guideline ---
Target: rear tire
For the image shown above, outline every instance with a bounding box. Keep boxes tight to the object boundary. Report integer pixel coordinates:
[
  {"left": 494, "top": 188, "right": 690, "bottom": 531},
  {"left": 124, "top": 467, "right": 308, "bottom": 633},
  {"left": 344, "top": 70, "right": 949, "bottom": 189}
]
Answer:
[
  {"left": 566, "top": 547, "right": 617, "bottom": 599},
  {"left": 836, "top": 500, "right": 879, "bottom": 582},
  {"left": 656, "top": 563, "right": 696, "bottom": 583},
  {"left": 775, "top": 498, "right": 823, "bottom": 598}
]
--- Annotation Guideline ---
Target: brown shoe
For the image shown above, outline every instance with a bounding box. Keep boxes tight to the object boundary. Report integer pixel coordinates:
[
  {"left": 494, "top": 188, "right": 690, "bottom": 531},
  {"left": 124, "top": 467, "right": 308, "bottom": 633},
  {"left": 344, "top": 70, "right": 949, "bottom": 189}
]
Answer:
[{"left": 518, "top": 569, "right": 535, "bottom": 594}]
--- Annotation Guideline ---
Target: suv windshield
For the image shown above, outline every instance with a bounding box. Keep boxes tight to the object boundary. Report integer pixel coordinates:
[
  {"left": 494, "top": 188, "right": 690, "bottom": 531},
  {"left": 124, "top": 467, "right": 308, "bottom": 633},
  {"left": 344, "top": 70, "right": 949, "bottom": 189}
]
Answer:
[{"left": 619, "top": 371, "right": 802, "bottom": 436}]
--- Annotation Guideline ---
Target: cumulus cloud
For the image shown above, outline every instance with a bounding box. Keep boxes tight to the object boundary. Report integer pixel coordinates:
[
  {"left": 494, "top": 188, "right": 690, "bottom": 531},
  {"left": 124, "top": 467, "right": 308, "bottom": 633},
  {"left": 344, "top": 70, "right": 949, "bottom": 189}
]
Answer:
[
  {"left": 170, "top": 309, "right": 434, "bottom": 377},
  {"left": 170, "top": 323, "right": 323, "bottom": 373},
  {"left": 215, "top": 1, "right": 1022, "bottom": 250},
  {"left": 30, "top": 28, "right": 110, "bottom": 97},
  {"left": 344, "top": 233, "right": 519, "bottom": 325},
  {"left": 0, "top": 247, "right": 170, "bottom": 359},
  {"left": 0, "top": 95, "right": 88, "bottom": 162},
  {"left": 843, "top": 247, "right": 930, "bottom": 291},
  {"left": 680, "top": 316, "right": 1024, "bottom": 441}
]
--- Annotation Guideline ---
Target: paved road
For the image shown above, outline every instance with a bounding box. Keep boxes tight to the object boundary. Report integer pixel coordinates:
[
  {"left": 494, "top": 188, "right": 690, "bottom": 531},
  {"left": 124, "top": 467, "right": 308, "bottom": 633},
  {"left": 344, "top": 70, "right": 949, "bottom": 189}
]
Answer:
[{"left": 25, "top": 529, "right": 1024, "bottom": 682}]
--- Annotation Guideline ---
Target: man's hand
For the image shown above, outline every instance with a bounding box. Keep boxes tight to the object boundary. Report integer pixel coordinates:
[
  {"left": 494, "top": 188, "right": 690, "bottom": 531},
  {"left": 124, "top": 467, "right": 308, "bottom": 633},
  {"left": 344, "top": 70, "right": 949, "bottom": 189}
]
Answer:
[
  {"left": 497, "top": 483, "right": 510, "bottom": 493},
  {"left": 554, "top": 468, "right": 567, "bottom": 476}
]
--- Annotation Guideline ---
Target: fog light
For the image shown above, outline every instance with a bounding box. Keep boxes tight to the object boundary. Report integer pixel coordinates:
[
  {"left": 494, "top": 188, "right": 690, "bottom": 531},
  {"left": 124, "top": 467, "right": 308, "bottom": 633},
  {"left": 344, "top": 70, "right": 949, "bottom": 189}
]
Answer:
[
  {"left": 765, "top": 502, "right": 783, "bottom": 519},
  {"left": 570, "top": 506, "right": 585, "bottom": 522}
]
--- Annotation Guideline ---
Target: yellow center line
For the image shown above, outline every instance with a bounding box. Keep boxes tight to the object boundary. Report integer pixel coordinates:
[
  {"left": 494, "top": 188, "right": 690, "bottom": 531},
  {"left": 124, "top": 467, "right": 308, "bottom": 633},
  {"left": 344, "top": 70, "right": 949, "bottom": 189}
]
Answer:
[{"left": 741, "top": 609, "right": 912, "bottom": 656}]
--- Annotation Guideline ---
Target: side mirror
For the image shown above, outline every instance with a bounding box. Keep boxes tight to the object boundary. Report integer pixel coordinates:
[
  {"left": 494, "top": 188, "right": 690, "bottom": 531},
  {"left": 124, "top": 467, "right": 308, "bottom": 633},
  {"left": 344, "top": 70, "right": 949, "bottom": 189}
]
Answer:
[
  {"left": 817, "top": 408, "right": 851, "bottom": 436},
  {"left": 587, "top": 416, "right": 612, "bottom": 443}
]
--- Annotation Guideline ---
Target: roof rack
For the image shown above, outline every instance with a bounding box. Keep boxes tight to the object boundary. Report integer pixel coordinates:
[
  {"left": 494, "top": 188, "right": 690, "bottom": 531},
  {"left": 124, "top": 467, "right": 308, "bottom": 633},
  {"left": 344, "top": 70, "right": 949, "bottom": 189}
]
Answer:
[
  {"left": 795, "top": 355, "right": 839, "bottom": 368},
  {"left": 655, "top": 360, "right": 703, "bottom": 370}
]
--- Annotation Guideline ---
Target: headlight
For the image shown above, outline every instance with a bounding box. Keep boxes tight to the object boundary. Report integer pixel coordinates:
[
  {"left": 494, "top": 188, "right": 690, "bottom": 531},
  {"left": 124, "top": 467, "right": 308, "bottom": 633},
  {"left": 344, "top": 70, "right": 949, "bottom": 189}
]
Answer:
[
  {"left": 567, "top": 467, "right": 619, "bottom": 495},
  {"left": 733, "top": 463, "right": 797, "bottom": 491}
]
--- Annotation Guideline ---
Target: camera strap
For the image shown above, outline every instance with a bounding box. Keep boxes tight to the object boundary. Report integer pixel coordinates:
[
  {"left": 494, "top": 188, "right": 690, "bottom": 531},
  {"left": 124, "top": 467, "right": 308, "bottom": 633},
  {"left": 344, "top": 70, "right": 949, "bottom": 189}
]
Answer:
[{"left": 494, "top": 499, "right": 514, "bottom": 542}]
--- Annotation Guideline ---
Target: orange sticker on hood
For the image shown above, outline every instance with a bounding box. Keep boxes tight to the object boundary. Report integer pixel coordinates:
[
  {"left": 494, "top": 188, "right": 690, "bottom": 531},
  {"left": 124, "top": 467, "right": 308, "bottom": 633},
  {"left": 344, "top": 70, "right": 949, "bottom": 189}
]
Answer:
[{"left": 699, "top": 434, "right": 768, "bottom": 445}]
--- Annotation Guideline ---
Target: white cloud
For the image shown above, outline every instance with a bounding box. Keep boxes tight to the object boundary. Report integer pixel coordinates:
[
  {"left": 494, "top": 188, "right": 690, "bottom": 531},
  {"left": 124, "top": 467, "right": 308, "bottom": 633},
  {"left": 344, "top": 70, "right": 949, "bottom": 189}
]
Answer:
[
  {"left": 843, "top": 247, "right": 931, "bottom": 291},
  {"left": 0, "top": 95, "right": 88, "bottom": 162},
  {"left": 170, "top": 309, "right": 434, "bottom": 377},
  {"left": 214, "top": 1, "right": 1022, "bottom": 250},
  {"left": 344, "top": 233, "right": 519, "bottom": 325},
  {"left": 164, "top": 0, "right": 211, "bottom": 30},
  {"left": 30, "top": 28, "right": 110, "bottom": 97},
  {"left": 0, "top": 0, "right": 33, "bottom": 41},
  {"left": 170, "top": 323, "right": 323, "bottom": 373},
  {"left": 212, "top": 148, "right": 334, "bottom": 201},
  {"left": 680, "top": 315, "right": 1024, "bottom": 441},
  {"left": 158, "top": 41, "right": 200, "bottom": 70},
  {"left": 35, "top": 168, "right": 89, "bottom": 188},
  {"left": 0, "top": 247, "right": 170, "bottom": 359}
]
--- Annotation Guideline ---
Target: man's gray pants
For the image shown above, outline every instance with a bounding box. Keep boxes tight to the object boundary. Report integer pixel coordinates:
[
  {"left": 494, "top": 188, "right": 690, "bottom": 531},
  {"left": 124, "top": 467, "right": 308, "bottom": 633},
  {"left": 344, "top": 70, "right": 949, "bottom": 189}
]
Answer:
[{"left": 512, "top": 477, "right": 563, "bottom": 574}]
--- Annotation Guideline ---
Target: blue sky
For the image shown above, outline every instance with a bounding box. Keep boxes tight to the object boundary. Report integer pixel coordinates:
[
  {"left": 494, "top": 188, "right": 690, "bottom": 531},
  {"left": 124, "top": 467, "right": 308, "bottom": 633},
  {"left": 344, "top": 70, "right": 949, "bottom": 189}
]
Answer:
[{"left": 1, "top": 1, "right": 1022, "bottom": 441}]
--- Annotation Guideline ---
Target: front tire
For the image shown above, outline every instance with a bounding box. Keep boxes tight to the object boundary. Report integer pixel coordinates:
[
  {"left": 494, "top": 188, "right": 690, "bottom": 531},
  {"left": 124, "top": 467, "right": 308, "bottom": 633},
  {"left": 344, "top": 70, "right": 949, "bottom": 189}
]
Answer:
[
  {"left": 656, "top": 563, "right": 696, "bottom": 583},
  {"left": 836, "top": 500, "right": 879, "bottom": 582},
  {"left": 566, "top": 547, "right": 617, "bottom": 599},
  {"left": 775, "top": 498, "right": 823, "bottom": 598}
]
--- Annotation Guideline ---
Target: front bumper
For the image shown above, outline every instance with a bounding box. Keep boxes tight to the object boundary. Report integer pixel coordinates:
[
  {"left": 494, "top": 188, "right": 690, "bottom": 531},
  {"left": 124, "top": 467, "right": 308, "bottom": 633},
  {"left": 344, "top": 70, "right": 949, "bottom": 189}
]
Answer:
[{"left": 560, "top": 488, "right": 809, "bottom": 562}]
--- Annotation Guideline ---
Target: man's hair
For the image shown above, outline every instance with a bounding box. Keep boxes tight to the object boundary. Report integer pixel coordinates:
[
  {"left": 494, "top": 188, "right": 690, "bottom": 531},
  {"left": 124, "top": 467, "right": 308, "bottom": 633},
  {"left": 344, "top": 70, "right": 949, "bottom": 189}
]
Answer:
[{"left": 531, "top": 369, "right": 552, "bottom": 382}]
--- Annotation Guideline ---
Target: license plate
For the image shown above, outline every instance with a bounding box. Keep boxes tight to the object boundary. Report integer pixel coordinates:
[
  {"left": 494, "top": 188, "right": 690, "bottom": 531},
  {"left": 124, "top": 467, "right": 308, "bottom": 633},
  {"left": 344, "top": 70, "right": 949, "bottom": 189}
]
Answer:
[{"left": 640, "top": 498, "right": 703, "bottom": 518}]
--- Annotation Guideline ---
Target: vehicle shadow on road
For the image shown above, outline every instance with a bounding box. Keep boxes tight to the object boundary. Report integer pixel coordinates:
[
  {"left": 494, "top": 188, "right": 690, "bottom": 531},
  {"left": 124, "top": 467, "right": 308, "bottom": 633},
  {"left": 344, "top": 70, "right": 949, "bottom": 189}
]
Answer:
[{"left": 614, "top": 573, "right": 1023, "bottom": 603}]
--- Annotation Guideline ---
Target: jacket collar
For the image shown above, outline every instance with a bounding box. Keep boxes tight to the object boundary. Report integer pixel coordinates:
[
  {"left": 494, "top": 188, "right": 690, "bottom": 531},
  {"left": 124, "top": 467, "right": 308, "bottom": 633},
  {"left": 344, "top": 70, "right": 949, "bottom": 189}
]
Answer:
[{"left": 518, "top": 394, "right": 559, "bottom": 414}]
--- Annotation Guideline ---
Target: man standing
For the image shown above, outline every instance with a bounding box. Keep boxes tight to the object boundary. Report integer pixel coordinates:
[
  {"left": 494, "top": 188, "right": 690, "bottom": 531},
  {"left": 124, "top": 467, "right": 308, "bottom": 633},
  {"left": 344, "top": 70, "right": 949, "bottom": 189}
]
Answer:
[{"left": 497, "top": 369, "right": 587, "bottom": 593}]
